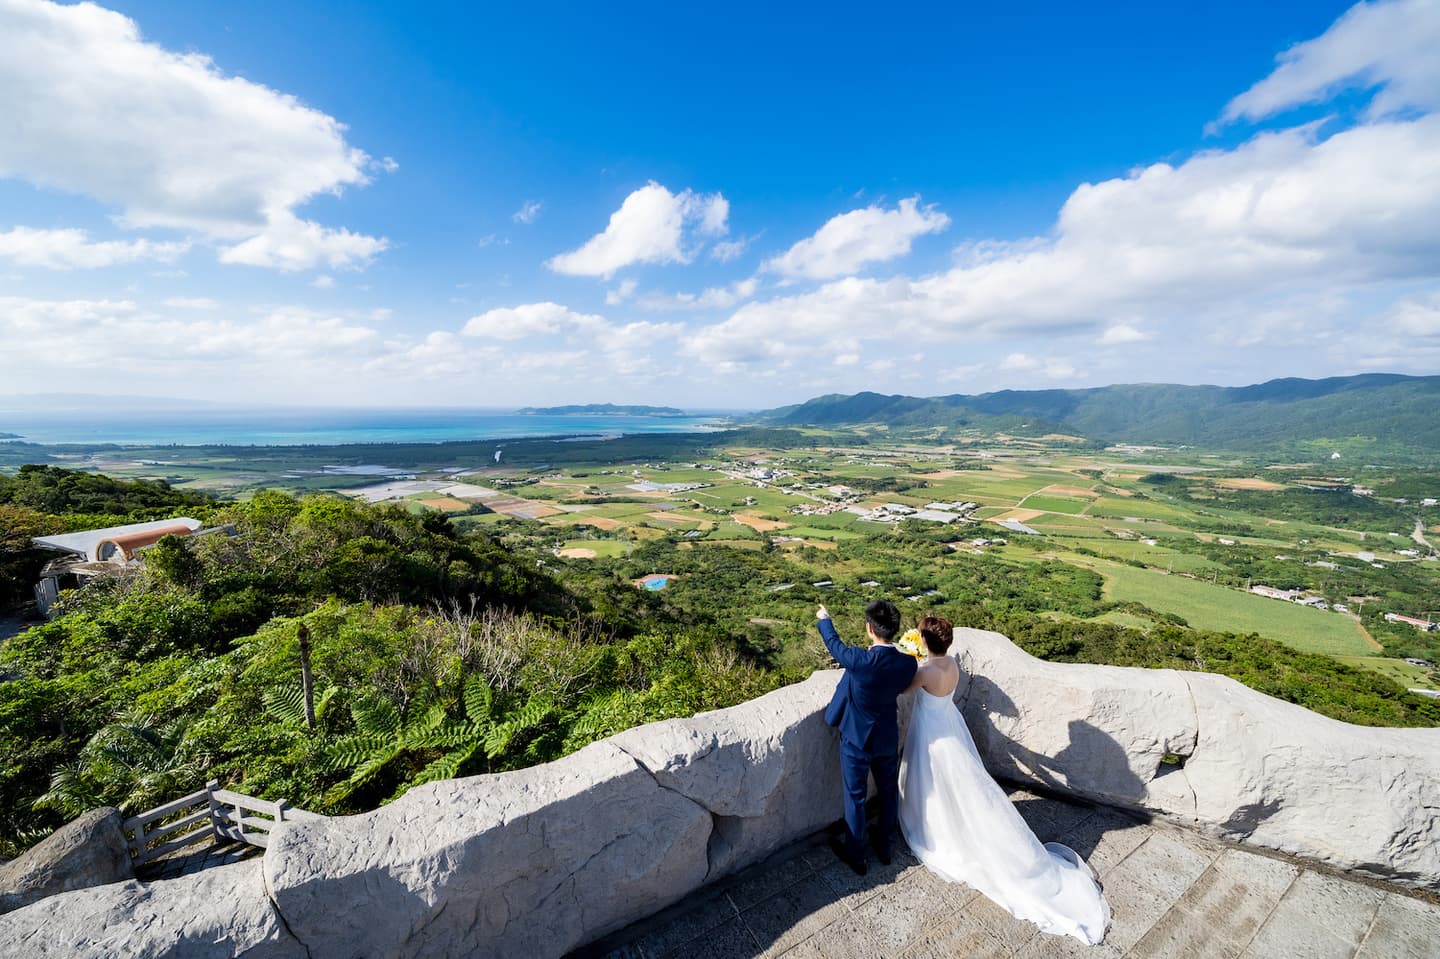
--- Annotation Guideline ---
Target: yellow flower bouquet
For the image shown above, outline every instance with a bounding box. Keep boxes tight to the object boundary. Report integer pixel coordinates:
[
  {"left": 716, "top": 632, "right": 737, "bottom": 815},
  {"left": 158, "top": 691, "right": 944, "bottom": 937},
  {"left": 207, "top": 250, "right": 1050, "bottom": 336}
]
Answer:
[{"left": 895, "top": 628, "right": 924, "bottom": 659}]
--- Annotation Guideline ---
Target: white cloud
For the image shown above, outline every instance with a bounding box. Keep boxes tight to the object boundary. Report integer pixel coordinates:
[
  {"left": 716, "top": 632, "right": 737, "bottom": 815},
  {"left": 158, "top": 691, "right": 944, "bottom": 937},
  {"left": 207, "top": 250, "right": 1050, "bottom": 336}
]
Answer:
[
  {"left": 216, "top": 212, "right": 387, "bottom": 272},
  {"left": 681, "top": 4, "right": 1440, "bottom": 387},
  {"left": 461, "top": 302, "right": 607, "bottom": 340},
  {"left": 311, "top": 274, "right": 335, "bottom": 289},
  {"left": 546, "top": 181, "right": 729, "bottom": 278},
  {"left": 365, "top": 331, "right": 474, "bottom": 378},
  {"left": 0, "top": 226, "right": 188, "bottom": 269},
  {"left": 696, "top": 194, "right": 729, "bottom": 237},
  {"left": 999, "top": 353, "right": 1076, "bottom": 379},
  {"left": 512, "top": 200, "right": 543, "bottom": 224},
  {"left": 605, "top": 278, "right": 639, "bottom": 305},
  {"left": 0, "top": 296, "right": 382, "bottom": 383},
  {"left": 710, "top": 237, "right": 749, "bottom": 262},
  {"left": 1389, "top": 294, "right": 1440, "bottom": 336},
  {"left": 0, "top": 0, "right": 387, "bottom": 270},
  {"left": 637, "top": 278, "right": 759, "bottom": 311},
  {"left": 162, "top": 296, "right": 218, "bottom": 309},
  {"left": 1222, "top": 0, "right": 1440, "bottom": 124},
  {"left": 764, "top": 197, "right": 950, "bottom": 281},
  {"left": 454, "top": 300, "right": 683, "bottom": 381},
  {"left": 1099, "top": 324, "right": 1152, "bottom": 344},
  {"left": 686, "top": 115, "right": 1440, "bottom": 369}
]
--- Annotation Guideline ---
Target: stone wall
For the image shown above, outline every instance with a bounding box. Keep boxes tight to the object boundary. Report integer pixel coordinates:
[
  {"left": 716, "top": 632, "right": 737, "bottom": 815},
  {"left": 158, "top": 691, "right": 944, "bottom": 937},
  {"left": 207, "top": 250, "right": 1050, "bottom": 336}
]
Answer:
[
  {"left": 3, "top": 630, "right": 1437, "bottom": 957},
  {"left": 953, "top": 627, "right": 1440, "bottom": 888}
]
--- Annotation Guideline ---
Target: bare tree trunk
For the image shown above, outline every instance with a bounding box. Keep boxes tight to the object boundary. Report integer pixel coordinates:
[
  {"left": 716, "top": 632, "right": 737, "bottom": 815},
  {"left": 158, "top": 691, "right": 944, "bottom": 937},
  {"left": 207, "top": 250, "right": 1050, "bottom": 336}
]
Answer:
[{"left": 298, "top": 623, "right": 316, "bottom": 730}]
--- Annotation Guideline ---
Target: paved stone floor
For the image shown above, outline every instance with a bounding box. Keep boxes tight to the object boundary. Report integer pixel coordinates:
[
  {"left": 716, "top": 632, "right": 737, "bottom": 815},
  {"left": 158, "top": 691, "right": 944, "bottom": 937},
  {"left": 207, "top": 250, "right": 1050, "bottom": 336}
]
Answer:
[
  {"left": 136, "top": 838, "right": 260, "bottom": 882},
  {"left": 582, "top": 790, "right": 1440, "bottom": 959}
]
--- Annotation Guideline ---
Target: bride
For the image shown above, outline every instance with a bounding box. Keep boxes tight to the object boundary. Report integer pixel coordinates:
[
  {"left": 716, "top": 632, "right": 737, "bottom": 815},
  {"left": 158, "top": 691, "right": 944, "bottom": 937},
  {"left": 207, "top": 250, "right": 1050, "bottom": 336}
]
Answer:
[{"left": 898, "top": 615, "right": 1111, "bottom": 945}]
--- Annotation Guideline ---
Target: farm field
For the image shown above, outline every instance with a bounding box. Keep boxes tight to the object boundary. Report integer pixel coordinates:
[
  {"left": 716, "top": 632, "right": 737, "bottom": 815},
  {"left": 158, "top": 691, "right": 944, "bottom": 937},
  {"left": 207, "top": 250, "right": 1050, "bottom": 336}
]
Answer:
[
  {"left": 1334, "top": 655, "right": 1440, "bottom": 692},
  {"left": 557, "top": 540, "right": 629, "bottom": 559},
  {"left": 8, "top": 427, "right": 1437, "bottom": 706},
  {"left": 1050, "top": 552, "right": 1380, "bottom": 657}
]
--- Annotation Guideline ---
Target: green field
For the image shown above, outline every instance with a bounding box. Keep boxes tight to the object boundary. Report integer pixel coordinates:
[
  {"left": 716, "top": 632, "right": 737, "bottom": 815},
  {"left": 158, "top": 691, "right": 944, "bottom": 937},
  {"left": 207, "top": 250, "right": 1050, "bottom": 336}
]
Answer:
[
  {"left": 1087, "top": 496, "right": 1193, "bottom": 521},
  {"left": 1334, "top": 655, "right": 1440, "bottom": 692},
  {"left": 784, "top": 526, "right": 866, "bottom": 540},
  {"left": 1020, "top": 495, "right": 1090, "bottom": 515},
  {"left": 559, "top": 539, "right": 630, "bottom": 558},
  {"left": 1059, "top": 553, "right": 1378, "bottom": 656}
]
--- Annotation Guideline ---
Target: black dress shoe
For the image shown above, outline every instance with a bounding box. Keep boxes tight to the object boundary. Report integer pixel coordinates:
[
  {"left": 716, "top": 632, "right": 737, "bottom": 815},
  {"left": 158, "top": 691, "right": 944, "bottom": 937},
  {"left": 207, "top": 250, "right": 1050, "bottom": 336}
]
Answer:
[
  {"left": 872, "top": 845, "right": 893, "bottom": 866},
  {"left": 828, "top": 835, "right": 868, "bottom": 876}
]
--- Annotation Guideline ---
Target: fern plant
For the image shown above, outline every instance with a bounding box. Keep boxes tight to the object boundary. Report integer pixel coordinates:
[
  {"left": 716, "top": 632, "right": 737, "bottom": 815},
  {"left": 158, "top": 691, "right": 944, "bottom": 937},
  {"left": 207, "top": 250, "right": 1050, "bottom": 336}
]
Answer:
[
  {"left": 322, "top": 675, "right": 551, "bottom": 807},
  {"left": 262, "top": 683, "right": 338, "bottom": 728}
]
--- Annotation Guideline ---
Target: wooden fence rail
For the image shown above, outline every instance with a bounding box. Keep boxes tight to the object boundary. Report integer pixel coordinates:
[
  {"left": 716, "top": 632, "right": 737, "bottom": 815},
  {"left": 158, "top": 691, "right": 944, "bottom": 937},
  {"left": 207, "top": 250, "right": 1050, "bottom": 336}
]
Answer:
[{"left": 122, "top": 779, "right": 321, "bottom": 867}]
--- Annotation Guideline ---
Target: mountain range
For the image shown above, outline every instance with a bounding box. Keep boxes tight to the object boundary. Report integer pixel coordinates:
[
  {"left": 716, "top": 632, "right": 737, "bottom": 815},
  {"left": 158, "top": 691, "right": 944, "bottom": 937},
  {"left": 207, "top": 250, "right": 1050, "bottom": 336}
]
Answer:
[{"left": 758, "top": 373, "right": 1440, "bottom": 452}]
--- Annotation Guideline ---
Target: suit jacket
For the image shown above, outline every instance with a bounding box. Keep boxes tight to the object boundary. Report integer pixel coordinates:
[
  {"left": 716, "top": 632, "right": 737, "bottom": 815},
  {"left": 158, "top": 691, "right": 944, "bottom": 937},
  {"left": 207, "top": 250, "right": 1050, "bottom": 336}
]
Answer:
[{"left": 819, "top": 618, "right": 917, "bottom": 756}]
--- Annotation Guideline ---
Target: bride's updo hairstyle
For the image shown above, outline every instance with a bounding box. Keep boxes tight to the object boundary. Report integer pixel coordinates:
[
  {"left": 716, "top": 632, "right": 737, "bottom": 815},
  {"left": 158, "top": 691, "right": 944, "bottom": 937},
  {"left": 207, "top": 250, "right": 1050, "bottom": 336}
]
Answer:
[{"left": 918, "top": 615, "right": 954, "bottom": 656}]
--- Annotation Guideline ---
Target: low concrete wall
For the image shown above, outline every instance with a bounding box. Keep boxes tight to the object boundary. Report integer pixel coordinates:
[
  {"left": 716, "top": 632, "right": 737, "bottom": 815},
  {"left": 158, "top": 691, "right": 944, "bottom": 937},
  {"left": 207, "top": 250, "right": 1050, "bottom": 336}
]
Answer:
[{"left": 3, "top": 630, "right": 1436, "bottom": 957}]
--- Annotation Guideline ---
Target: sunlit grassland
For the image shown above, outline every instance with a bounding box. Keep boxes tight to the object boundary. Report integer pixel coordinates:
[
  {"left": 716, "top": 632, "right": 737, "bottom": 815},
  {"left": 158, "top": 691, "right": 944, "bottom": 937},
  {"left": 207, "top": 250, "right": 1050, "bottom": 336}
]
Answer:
[
  {"left": 1019, "top": 494, "right": 1090, "bottom": 515},
  {"left": 1088, "top": 496, "right": 1196, "bottom": 521},
  {"left": 940, "top": 476, "right": 1058, "bottom": 501},
  {"left": 697, "top": 538, "right": 765, "bottom": 550},
  {"left": 1333, "top": 655, "right": 1439, "bottom": 692},
  {"left": 629, "top": 467, "right": 718, "bottom": 483},
  {"left": 782, "top": 526, "right": 866, "bottom": 540},
  {"left": 558, "top": 539, "right": 630, "bottom": 558},
  {"left": 1044, "top": 551, "right": 1377, "bottom": 657},
  {"left": 642, "top": 513, "right": 696, "bottom": 530},
  {"left": 704, "top": 520, "right": 763, "bottom": 540}
]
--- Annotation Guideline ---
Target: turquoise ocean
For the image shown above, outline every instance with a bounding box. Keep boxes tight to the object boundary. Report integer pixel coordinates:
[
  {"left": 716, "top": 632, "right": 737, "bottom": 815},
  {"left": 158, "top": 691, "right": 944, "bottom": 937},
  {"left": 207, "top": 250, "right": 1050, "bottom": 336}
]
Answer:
[{"left": 0, "top": 408, "right": 733, "bottom": 447}]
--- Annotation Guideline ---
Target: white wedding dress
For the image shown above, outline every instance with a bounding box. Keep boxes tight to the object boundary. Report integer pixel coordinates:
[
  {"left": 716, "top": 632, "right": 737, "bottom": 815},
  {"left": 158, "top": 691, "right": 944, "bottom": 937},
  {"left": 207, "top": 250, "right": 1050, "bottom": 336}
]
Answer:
[{"left": 899, "top": 685, "right": 1111, "bottom": 945}]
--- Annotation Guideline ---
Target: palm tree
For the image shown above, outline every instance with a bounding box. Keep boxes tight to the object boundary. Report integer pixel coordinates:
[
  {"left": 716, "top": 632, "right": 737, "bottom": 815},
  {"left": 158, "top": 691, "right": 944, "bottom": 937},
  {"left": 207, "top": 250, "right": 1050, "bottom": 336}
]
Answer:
[{"left": 35, "top": 717, "right": 206, "bottom": 818}]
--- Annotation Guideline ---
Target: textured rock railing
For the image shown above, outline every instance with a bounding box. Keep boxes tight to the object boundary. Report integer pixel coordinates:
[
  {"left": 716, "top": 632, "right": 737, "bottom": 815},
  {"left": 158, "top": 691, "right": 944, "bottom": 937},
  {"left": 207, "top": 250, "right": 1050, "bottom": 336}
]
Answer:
[
  {"left": 953, "top": 627, "right": 1440, "bottom": 889},
  {"left": 2, "top": 628, "right": 1437, "bottom": 958}
]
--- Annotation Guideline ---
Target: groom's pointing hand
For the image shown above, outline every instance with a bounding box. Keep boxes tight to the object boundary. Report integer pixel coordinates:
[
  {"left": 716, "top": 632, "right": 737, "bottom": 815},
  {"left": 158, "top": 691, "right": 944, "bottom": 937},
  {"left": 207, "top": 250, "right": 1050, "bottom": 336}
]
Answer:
[{"left": 816, "top": 605, "right": 830, "bottom": 621}]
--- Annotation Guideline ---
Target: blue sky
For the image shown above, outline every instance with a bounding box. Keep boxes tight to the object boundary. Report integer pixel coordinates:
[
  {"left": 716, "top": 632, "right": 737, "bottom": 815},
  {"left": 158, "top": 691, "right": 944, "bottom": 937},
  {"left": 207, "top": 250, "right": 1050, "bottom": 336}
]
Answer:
[{"left": 2, "top": 0, "right": 1438, "bottom": 408}]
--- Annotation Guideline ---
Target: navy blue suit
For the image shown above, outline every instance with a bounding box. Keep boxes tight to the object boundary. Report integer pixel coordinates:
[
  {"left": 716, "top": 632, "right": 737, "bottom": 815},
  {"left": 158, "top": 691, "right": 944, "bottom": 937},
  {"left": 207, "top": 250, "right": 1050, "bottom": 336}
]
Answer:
[{"left": 819, "top": 617, "right": 917, "bottom": 861}]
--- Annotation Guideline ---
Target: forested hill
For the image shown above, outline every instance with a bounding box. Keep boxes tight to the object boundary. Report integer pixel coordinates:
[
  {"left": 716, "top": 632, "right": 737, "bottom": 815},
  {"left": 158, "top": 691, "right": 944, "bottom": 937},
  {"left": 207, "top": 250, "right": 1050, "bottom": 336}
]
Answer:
[{"left": 760, "top": 374, "right": 1440, "bottom": 452}]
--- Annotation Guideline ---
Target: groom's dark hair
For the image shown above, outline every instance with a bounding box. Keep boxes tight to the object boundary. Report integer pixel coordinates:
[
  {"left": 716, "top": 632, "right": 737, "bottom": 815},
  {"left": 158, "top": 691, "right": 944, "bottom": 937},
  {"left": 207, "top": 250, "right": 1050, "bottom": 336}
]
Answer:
[{"left": 864, "top": 600, "right": 902, "bottom": 641}]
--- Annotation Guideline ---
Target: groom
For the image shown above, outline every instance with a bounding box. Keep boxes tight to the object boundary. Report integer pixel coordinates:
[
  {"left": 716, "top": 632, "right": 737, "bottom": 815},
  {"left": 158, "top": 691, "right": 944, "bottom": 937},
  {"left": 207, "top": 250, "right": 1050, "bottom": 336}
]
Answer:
[{"left": 816, "top": 600, "right": 916, "bottom": 875}]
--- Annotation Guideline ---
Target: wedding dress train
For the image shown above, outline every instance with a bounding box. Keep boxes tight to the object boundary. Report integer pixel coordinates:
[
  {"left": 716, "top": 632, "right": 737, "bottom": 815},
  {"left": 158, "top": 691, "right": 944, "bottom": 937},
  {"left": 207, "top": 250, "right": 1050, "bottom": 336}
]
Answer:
[{"left": 898, "top": 686, "right": 1111, "bottom": 945}]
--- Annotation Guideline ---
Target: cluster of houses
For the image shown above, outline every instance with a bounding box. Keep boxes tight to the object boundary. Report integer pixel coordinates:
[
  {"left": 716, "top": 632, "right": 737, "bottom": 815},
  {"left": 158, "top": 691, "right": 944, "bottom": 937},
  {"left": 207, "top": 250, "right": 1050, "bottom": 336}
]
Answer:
[
  {"left": 1385, "top": 613, "right": 1438, "bottom": 632},
  {"left": 626, "top": 479, "right": 709, "bottom": 494},
  {"left": 842, "top": 501, "right": 980, "bottom": 525},
  {"left": 789, "top": 501, "right": 855, "bottom": 518},
  {"left": 1247, "top": 586, "right": 1436, "bottom": 631},
  {"left": 1247, "top": 585, "right": 1342, "bottom": 611}
]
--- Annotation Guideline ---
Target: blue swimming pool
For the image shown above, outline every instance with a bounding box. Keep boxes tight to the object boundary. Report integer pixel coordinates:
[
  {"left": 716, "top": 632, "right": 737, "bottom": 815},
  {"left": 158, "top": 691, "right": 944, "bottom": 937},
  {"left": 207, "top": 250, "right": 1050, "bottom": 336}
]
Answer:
[{"left": 641, "top": 575, "right": 671, "bottom": 591}]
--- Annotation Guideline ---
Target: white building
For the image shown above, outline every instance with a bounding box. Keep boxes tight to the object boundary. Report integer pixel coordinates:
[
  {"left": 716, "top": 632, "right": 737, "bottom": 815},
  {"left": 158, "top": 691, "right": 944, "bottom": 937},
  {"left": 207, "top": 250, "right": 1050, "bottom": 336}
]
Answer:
[
  {"left": 1250, "top": 585, "right": 1301, "bottom": 602},
  {"left": 31, "top": 518, "right": 206, "bottom": 615}
]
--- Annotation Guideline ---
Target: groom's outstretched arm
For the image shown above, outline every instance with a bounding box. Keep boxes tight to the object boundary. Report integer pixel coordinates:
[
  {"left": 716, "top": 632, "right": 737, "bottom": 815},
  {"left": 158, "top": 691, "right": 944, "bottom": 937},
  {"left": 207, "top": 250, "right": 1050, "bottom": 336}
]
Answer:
[{"left": 816, "top": 609, "right": 868, "bottom": 670}]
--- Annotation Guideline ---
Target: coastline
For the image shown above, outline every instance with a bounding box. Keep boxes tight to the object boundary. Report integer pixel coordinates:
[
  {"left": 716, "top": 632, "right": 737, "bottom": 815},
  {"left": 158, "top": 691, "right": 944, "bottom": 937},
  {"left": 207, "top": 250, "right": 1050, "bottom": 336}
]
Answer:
[{"left": 0, "top": 410, "right": 737, "bottom": 448}]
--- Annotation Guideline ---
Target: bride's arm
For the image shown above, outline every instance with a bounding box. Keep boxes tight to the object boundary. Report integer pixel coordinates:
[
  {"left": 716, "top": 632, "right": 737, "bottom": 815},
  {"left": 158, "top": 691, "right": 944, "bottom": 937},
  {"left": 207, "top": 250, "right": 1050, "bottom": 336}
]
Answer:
[{"left": 905, "top": 662, "right": 928, "bottom": 693}]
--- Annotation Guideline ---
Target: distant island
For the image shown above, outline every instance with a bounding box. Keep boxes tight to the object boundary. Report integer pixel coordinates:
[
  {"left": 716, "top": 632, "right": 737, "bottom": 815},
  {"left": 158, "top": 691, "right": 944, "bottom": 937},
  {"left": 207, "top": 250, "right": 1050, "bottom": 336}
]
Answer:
[{"left": 516, "top": 404, "right": 688, "bottom": 416}]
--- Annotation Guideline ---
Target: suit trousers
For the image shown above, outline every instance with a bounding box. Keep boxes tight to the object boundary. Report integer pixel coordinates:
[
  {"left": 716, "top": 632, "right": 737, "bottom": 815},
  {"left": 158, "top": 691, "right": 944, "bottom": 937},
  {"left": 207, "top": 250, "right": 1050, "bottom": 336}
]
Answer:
[{"left": 839, "top": 738, "right": 900, "bottom": 860}]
